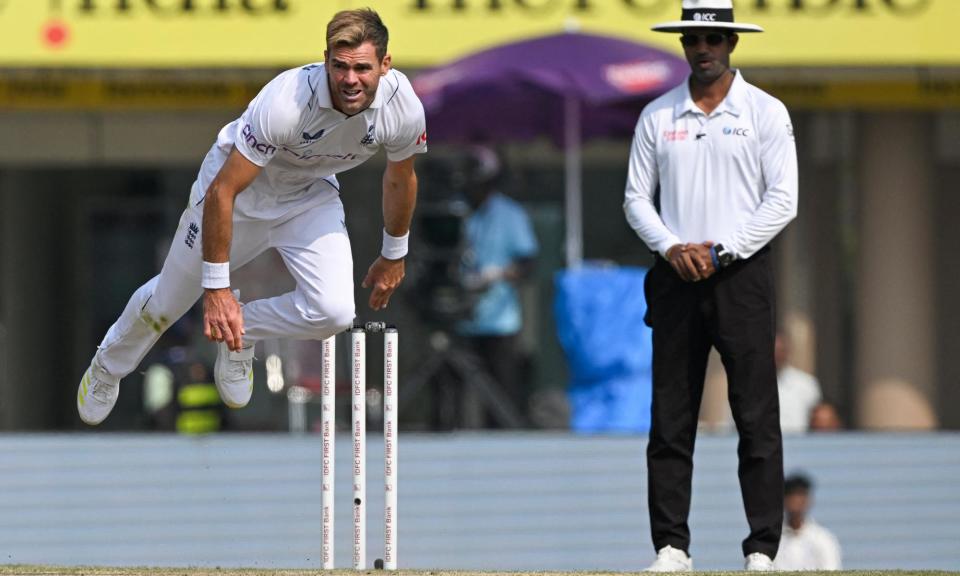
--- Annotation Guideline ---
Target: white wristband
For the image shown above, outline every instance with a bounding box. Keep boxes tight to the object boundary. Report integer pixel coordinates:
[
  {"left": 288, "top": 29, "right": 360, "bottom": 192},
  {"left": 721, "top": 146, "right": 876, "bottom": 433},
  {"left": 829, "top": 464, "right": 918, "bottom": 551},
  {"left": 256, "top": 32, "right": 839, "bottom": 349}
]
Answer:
[
  {"left": 202, "top": 261, "right": 230, "bottom": 289},
  {"left": 381, "top": 228, "right": 409, "bottom": 260}
]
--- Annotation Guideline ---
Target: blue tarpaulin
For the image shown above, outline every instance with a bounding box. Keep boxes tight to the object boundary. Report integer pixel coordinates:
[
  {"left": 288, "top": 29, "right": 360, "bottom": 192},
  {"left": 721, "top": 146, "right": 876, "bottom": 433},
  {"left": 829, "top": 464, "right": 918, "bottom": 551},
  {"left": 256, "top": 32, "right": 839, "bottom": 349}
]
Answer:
[{"left": 555, "top": 265, "right": 652, "bottom": 433}]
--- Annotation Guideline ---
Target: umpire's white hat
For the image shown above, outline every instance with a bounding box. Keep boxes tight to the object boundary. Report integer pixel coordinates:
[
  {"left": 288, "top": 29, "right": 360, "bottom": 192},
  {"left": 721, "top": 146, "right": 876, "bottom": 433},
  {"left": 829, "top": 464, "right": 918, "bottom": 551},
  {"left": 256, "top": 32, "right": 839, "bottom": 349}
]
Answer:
[{"left": 652, "top": 0, "right": 764, "bottom": 33}]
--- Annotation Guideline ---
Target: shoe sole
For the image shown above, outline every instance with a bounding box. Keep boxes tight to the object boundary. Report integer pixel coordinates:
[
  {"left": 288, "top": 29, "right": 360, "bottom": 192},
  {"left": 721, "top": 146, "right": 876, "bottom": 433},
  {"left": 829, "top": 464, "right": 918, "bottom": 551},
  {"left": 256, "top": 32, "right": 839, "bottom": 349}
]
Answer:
[{"left": 221, "top": 395, "right": 250, "bottom": 409}]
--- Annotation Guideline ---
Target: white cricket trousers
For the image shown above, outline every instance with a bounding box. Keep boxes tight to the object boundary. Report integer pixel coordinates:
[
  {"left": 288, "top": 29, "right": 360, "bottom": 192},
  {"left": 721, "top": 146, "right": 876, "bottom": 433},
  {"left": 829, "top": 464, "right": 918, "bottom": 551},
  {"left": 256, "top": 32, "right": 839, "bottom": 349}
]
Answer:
[{"left": 95, "top": 193, "right": 355, "bottom": 379}]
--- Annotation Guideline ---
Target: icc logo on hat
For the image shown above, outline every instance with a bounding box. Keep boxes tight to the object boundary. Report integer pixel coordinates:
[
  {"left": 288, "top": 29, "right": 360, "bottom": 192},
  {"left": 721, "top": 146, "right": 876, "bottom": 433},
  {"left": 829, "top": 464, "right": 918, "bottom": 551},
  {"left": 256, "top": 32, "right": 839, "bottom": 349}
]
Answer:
[{"left": 652, "top": 0, "right": 764, "bottom": 33}]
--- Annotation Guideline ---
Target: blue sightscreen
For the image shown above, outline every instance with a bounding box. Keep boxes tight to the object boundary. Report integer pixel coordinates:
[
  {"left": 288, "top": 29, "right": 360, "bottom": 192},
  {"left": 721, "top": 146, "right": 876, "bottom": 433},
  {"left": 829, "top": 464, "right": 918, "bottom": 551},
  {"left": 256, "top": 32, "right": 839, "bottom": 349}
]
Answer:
[{"left": 555, "top": 265, "right": 652, "bottom": 433}]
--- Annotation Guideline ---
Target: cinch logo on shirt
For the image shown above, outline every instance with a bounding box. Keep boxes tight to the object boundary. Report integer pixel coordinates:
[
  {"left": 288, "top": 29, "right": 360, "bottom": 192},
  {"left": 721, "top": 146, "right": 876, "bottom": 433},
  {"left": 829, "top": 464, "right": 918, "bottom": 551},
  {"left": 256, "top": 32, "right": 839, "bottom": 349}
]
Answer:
[
  {"left": 321, "top": 152, "right": 360, "bottom": 161},
  {"left": 663, "top": 129, "right": 688, "bottom": 142},
  {"left": 282, "top": 148, "right": 359, "bottom": 162},
  {"left": 242, "top": 123, "right": 277, "bottom": 155},
  {"left": 723, "top": 127, "right": 751, "bottom": 137}
]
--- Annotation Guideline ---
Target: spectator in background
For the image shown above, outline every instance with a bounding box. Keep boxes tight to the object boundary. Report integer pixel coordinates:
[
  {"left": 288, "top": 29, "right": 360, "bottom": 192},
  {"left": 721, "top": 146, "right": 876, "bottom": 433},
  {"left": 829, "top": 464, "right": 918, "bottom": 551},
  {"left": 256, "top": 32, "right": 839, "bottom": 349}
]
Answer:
[
  {"left": 809, "top": 401, "right": 844, "bottom": 432},
  {"left": 457, "top": 146, "right": 539, "bottom": 427},
  {"left": 776, "top": 332, "right": 822, "bottom": 434},
  {"left": 623, "top": 0, "right": 797, "bottom": 570},
  {"left": 775, "top": 473, "right": 843, "bottom": 571}
]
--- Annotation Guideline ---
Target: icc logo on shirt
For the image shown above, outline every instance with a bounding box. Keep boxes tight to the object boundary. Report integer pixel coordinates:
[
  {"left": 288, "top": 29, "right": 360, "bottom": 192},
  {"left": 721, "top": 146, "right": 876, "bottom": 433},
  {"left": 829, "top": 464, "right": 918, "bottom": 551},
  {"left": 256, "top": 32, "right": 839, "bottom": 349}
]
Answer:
[{"left": 723, "top": 127, "right": 751, "bottom": 137}]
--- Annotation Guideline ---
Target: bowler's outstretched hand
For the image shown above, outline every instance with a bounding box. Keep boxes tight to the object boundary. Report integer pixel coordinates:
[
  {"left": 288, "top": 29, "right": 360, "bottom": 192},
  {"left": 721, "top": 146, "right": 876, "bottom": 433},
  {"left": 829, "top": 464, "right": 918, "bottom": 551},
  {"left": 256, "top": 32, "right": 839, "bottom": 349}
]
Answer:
[
  {"left": 203, "top": 288, "right": 245, "bottom": 352},
  {"left": 363, "top": 256, "right": 405, "bottom": 311}
]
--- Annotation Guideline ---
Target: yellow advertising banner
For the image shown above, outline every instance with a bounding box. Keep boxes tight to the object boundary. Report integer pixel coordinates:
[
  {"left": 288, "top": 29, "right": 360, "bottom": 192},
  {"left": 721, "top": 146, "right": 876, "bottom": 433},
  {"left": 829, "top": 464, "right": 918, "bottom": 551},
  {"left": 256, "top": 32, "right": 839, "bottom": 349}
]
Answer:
[
  {"left": 0, "top": 0, "right": 955, "bottom": 68},
  {"left": 3, "top": 71, "right": 959, "bottom": 110}
]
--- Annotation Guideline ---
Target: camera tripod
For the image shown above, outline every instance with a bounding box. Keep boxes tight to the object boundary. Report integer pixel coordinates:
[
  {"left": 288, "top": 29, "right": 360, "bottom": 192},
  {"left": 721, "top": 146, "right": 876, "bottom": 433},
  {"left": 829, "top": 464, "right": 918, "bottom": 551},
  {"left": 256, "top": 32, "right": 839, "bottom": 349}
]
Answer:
[{"left": 399, "top": 330, "right": 525, "bottom": 430}]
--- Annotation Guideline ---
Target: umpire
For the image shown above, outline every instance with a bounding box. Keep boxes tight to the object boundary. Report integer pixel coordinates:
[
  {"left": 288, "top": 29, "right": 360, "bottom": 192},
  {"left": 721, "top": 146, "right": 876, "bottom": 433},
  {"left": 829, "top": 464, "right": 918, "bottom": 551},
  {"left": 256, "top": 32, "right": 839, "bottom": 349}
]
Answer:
[{"left": 622, "top": 0, "right": 797, "bottom": 571}]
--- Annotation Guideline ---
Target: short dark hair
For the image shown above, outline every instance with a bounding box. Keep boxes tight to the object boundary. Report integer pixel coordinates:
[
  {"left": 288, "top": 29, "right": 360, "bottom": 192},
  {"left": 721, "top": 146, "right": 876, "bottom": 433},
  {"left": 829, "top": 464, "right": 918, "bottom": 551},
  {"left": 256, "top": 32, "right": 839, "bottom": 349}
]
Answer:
[
  {"left": 326, "top": 8, "right": 389, "bottom": 61},
  {"left": 785, "top": 473, "right": 813, "bottom": 495}
]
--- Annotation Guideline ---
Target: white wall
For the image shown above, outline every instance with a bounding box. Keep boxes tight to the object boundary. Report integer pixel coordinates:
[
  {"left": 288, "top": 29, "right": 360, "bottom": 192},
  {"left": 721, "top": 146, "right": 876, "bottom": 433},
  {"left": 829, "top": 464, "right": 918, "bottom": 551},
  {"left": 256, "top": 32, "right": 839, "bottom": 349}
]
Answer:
[{"left": 1, "top": 432, "right": 957, "bottom": 571}]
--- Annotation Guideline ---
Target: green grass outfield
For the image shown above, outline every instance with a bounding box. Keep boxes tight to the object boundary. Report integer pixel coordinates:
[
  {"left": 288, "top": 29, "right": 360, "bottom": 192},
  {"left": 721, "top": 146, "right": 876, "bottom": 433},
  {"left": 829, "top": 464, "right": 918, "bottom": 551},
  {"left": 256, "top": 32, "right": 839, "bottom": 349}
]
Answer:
[{"left": 1, "top": 569, "right": 958, "bottom": 576}]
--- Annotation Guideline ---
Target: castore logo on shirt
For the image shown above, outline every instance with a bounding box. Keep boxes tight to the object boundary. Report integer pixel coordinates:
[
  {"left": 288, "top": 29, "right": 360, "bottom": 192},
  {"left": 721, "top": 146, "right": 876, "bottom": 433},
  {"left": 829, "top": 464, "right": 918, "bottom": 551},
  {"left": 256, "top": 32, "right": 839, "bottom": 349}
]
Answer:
[{"left": 301, "top": 128, "right": 325, "bottom": 144}]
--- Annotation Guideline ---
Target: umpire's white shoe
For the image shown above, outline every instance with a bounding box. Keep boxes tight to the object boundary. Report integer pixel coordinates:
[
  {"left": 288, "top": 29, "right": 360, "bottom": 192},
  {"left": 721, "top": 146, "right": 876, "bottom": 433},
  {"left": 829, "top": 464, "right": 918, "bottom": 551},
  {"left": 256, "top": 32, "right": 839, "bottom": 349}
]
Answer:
[
  {"left": 215, "top": 341, "right": 254, "bottom": 408},
  {"left": 645, "top": 545, "right": 693, "bottom": 572},
  {"left": 77, "top": 352, "right": 120, "bottom": 425},
  {"left": 745, "top": 552, "right": 775, "bottom": 571}
]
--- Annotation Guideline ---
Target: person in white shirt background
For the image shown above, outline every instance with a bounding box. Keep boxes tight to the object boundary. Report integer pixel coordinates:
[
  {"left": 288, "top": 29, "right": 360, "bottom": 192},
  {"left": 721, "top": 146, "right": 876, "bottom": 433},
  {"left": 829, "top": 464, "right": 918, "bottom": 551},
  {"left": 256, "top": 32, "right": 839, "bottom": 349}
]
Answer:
[
  {"left": 77, "top": 8, "right": 427, "bottom": 426},
  {"left": 776, "top": 331, "right": 823, "bottom": 434},
  {"left": 622, "top": 0, "right": 797, "bottom": 571},
  {"left": 775, "top": 473, "right": 843, "bottom": 571}
]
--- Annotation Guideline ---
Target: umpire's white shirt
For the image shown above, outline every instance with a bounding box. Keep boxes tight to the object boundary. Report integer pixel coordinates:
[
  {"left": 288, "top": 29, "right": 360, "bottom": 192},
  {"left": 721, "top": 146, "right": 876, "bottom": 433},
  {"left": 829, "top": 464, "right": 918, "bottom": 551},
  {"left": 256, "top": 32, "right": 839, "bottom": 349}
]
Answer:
[
  {"left": 195, "top": 64, "right": 427, "bottom": 220},
  {"left": 623, "top": 71, "right": 797, "bottom": 259}
]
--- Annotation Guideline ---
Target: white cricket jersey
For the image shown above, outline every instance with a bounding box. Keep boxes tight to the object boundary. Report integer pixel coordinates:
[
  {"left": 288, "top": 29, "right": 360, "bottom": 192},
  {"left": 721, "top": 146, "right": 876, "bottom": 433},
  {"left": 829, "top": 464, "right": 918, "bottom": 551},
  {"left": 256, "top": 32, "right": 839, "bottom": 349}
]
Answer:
[
  {"left": 623, "top": 71, "right": 797, "bottom": 259},
  {"left": 775, "top": 519, "right": 843, "bottom": 571},
  {"left": 193, "top": 65, "right": 427, "bottom": 220}
]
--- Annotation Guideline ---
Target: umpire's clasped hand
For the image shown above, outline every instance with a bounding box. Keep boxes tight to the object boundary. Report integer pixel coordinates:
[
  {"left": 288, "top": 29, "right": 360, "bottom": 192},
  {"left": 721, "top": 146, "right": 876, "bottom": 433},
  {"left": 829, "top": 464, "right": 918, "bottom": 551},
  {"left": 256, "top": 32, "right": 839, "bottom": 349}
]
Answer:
[{"left": 667, "top": 242, "right": 717, "bottom": 282}]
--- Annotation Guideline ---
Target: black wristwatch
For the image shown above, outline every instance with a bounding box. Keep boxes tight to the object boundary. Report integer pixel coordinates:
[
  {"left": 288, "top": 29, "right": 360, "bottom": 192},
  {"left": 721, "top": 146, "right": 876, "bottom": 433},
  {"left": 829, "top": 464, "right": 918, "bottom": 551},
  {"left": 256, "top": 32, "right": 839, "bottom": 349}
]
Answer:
[{"left": 714, "top": 243, "right": 736, "bottom": 269}]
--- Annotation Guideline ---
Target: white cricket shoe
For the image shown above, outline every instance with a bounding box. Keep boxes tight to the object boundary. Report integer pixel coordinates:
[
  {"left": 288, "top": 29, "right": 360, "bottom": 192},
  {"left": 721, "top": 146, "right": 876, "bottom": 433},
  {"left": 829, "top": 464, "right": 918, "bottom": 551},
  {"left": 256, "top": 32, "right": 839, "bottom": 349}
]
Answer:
[
  {"left": 77, "top": 352, "right": 120, "bottom": 425},
  {"left": 745, "top": 552, "right": 776, "bottom": 571},
  {"left": 645, "top": 545, "right": 693, "bottom": 572},
  {"left": 215, "top": 341, "right": 254, "bottom": 408}
]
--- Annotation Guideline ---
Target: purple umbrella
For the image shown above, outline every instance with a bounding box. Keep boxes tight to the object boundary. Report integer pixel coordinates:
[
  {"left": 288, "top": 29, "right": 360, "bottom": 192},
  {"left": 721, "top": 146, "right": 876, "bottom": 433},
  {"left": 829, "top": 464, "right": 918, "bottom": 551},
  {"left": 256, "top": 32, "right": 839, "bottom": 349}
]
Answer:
[{"left": 413, "top": 31, "right": 689, "bottom": 266}]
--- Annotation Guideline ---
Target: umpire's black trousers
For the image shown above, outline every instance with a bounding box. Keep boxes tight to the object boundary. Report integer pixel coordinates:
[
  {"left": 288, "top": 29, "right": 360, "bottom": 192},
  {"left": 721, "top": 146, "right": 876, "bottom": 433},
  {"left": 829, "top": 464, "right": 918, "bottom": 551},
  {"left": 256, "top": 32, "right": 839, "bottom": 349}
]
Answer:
[{"left": 643, "top": 248, "right": 783, "bottom": 559}]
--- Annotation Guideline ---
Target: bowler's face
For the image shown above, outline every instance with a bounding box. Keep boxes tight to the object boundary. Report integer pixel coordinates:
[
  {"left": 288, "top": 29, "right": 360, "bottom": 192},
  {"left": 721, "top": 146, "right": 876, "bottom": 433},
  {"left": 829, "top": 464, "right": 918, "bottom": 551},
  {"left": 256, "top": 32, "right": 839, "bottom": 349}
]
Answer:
[
  {"left": 326, "top": 41, "right": 391, "bottom": 116},
  {"left": 681, "top": 28, "right": 738, "bottom": 84}
]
